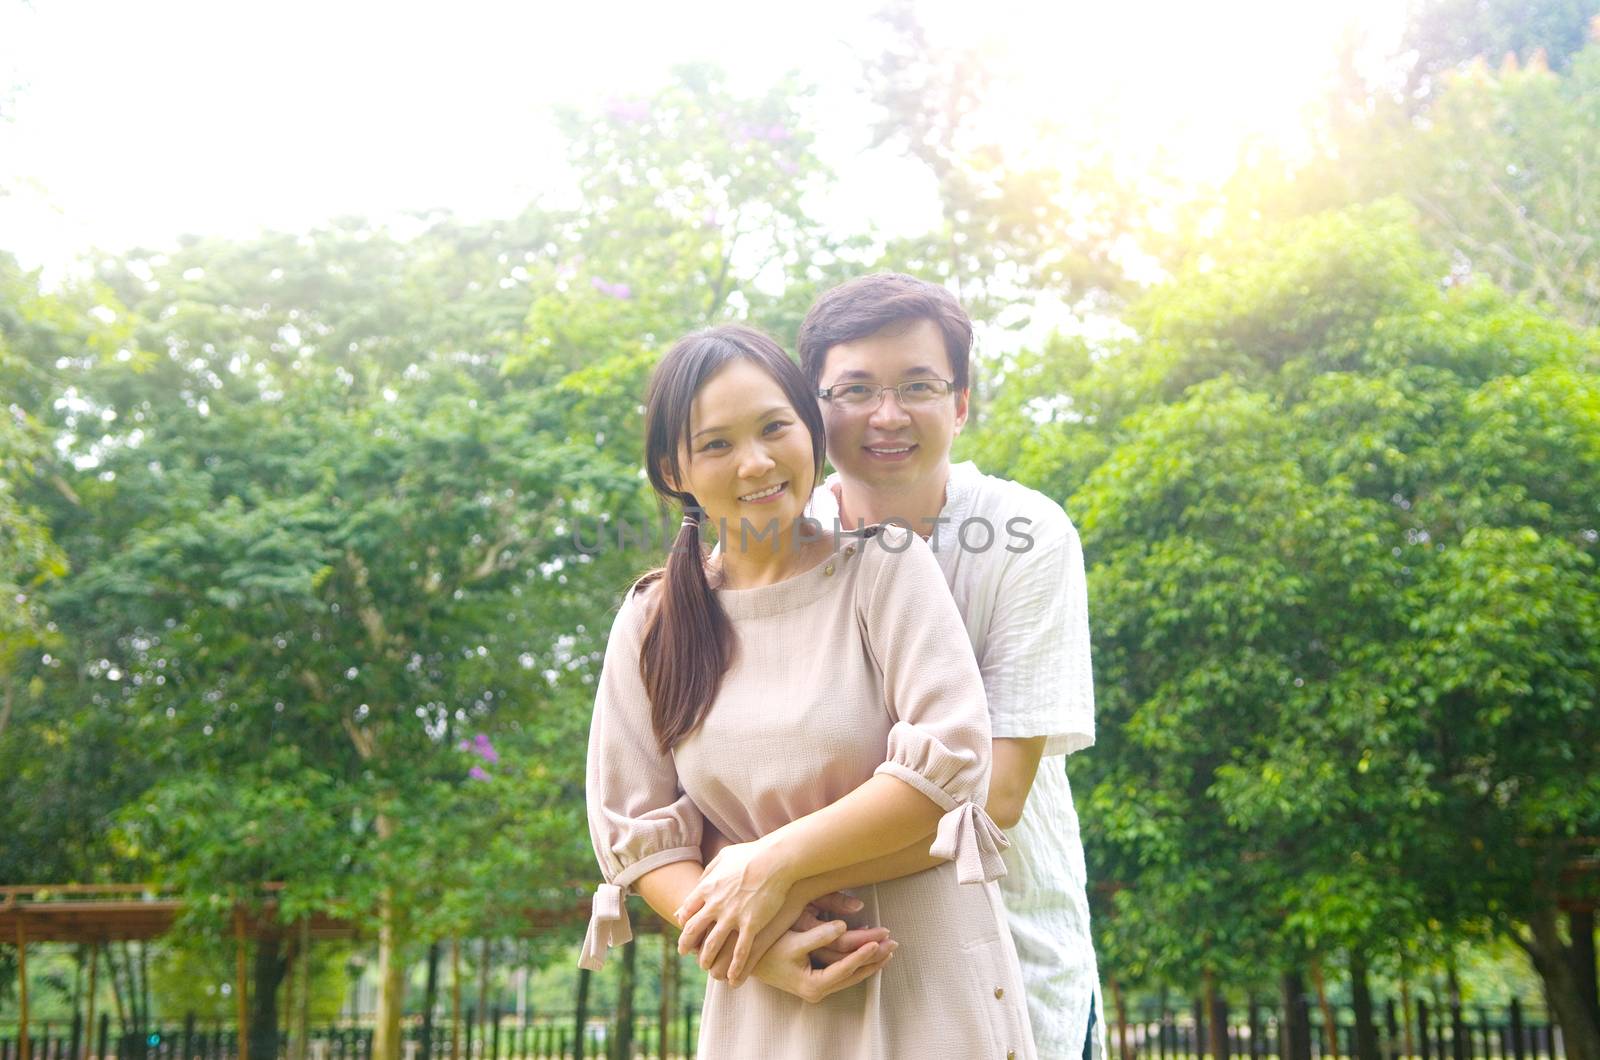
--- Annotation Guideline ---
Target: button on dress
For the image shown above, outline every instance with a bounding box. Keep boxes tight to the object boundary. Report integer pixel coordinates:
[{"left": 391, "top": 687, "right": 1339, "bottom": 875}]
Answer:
[{"left": 582, "top": 526, "right": 1037, "bottom": 1059}]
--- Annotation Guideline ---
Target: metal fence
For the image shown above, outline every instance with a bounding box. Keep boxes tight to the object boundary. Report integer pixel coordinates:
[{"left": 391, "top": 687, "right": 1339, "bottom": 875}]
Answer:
[
  {"left": 1, "top": 998, "right": 1569, "bottom": 1060},
  {"left": 1116, "top": 1000, "right": 1565, "bottom": 1060},
  {"left": 0, "top": 1008, "right": 701, "bottom": 1060}
]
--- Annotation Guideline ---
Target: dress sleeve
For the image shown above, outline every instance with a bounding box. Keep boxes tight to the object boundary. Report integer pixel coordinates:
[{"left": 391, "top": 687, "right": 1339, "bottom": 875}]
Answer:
[
  {"left": 982, "top": 511, "right": 1096, "bottom": 756},
  {"left": 858, "top": 527, "right": 1010, "bottom": 884},
  {"left": 580, "top": 583, "right": 705, "bottom": 970}
]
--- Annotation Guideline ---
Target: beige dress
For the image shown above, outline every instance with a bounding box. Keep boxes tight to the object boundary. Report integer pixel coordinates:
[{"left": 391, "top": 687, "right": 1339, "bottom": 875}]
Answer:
[{"left": 581, "top": 526, "right": 1036, "bottom": 1060}]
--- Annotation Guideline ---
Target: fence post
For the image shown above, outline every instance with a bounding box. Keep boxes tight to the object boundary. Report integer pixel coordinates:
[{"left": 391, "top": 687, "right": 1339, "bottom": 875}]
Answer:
[
  {"left": 1508, "top": 1000, "right": 1525, "bottom": 1060},
  {"left": 490, "top": 1010, "right": 500, "bottom": 1060}
]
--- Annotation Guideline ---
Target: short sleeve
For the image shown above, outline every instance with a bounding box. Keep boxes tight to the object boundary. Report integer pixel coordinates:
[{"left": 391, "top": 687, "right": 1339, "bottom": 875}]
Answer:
[
  {"left": 858, "top": 528, "right": 1010, "bottom": 883},
  {"left": 580, "top": 583, "right": 705, "bottom": 969},
  {"left": 981, "top": 511, "right": 1096, "bottom": 757}
]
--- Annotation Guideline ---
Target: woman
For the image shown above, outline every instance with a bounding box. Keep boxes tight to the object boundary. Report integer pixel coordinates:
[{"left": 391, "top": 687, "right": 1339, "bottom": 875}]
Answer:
[{"left": 581, "top": 324, "right": 1034, "bottom": 1058}]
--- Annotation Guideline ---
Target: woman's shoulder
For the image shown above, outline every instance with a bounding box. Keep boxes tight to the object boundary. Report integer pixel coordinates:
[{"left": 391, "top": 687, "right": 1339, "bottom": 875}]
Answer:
[
  {"left": 852, "top": 521, "right": 943, "bottom": 593},
  {"left": 608, "top": 570, "right": 664, "bottom": 645}
]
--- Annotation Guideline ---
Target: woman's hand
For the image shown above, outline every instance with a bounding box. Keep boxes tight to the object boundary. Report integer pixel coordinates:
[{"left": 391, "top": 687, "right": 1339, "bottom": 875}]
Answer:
[
  {"left": 745, "top": 919, "right": 896, "bottom": 1004},
  {"left": 675, "top": 839, "right": 795, "bottom": 981}
]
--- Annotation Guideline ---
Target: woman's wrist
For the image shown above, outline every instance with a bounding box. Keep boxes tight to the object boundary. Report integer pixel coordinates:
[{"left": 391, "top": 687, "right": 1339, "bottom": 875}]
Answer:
[{"left": 752, "top": 831, "right": 800, "bottom": 891}]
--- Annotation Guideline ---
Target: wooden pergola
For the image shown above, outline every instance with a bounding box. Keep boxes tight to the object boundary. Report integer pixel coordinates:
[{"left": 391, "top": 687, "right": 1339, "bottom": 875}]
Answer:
[
  {"left": 0, "top": 884, "right": 358, "bottom": 1060},
  {"left": 2, "top": 884, "right": 659, "bottom": 1060}
]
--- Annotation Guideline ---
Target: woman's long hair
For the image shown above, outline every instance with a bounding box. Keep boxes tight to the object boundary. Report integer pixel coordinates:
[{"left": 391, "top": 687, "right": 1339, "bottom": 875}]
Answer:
[{"left": 639, "top": 324, "right": 826, "bottom": 752}]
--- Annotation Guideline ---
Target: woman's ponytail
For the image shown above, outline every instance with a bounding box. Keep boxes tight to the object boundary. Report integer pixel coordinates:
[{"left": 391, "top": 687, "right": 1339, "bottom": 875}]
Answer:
[{"left": 639, "top": 502, "right": 736, "bottom": 752}]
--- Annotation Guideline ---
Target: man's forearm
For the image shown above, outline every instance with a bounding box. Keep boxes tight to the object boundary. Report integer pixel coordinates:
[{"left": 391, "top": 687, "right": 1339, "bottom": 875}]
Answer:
[
  {"left": 754, "top": 773, "right": 944, "bottom": 890},
  {"left": 780, "top": 737, "right": 1046, "bottom": 899},
  {"left": 793, "top": 831, "right": 943, "bottom": 902}
]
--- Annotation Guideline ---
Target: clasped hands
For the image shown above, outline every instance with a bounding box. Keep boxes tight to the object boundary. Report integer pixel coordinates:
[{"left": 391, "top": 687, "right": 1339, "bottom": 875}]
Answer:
[{"left": 673, "top": 838, "right": 896, "bottom": 1003}]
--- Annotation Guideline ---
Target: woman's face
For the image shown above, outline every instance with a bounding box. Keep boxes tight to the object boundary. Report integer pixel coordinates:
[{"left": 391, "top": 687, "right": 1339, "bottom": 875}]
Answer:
[{"left": 670, "top": 357, "right": 817, "bottom": 545}]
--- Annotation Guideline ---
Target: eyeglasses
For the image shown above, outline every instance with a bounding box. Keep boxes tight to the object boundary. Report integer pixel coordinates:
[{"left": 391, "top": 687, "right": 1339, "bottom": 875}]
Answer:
[{"left": 817, "top": 378, "right": 956, "bottom": 409}]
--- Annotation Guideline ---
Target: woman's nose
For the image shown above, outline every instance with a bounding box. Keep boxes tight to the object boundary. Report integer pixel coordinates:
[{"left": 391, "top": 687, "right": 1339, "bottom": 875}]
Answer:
[{"left": 738, "top": 444, "right": 776, "bottom": 476}]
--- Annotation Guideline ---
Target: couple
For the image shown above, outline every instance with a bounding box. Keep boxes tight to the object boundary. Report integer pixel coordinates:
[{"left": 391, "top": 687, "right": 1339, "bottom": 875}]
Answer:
[{"left": 580, "top": 274, "right": 1102, "bottom": 1059}]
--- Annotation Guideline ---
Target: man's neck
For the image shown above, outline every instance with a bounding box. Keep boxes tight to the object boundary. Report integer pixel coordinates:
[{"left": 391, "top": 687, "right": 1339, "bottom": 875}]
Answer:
[{"left": 834, "top": 462, "right": 953, "bottom": 539}]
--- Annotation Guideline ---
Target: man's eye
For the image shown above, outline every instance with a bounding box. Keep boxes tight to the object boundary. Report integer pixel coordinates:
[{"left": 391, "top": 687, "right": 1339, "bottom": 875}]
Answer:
[
  {"left": 903, "top": 381, "right": 935, "bottom": 394},
  {"left": 841, "top": 384, "right": 875, "bottom": 397}
]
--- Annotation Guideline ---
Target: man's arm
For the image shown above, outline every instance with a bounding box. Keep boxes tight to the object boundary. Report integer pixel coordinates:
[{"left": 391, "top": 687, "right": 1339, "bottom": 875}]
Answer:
[
  {"left": 790, "top": 735, "right": 1047, "bottom": 902},
  {"left": 985, "top": 735, "right": 1048, "bottom": 829}
]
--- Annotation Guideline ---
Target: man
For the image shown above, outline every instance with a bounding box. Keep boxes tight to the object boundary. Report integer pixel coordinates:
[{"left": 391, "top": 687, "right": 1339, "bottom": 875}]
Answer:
[{"left": 797, "top": 272, "right": 1104, "bottom": 1060}]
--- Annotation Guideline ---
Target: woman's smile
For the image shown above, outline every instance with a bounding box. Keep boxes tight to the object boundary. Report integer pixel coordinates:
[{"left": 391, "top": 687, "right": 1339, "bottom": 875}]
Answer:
[{"left": 739, "top": 481, "right": 789, "bottom": 503}]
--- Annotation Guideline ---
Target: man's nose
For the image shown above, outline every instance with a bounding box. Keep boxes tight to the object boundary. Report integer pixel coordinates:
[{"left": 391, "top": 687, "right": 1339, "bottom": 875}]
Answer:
[{"left": 869, "top": 389, "right": 912, "bottom": 428}]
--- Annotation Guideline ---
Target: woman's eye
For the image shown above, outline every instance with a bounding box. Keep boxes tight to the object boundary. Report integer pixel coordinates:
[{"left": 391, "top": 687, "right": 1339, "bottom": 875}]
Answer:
[
  {"left": 700, "top": 439, "right": 728, "bottom": 452},
  {"left": 764, "top": 420, "right": 790, "bottom": 433}
]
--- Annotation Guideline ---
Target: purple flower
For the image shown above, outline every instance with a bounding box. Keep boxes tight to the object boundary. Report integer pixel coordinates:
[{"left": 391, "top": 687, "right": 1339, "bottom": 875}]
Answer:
[
  {"left": 457, "top": 739, "right": 470, "bottom": 752},
  {"left": 469, "top": 765, "right": 491, "bottom": 782},
  {"left": 766, "top": 124, "right": 791, "bottom": 142},
  {"left": 473, "top": 732, "right": 500, "bottom": 765},
  {"left": 590, "top": 277, "right": 632, "bottom": 300},
  {"left": 606, "top": 99, "right": 651, "bottom": 123}
]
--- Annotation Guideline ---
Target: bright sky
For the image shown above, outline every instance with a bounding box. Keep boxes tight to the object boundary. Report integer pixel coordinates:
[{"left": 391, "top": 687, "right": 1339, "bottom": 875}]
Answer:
[{"left": 0, "top": 0, "right": 1407, "bottom": 280}]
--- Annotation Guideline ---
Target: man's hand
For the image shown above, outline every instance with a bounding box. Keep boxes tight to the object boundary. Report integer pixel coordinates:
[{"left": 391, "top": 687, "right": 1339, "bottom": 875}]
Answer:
[
  {"left": 701, "top": 891, "right": 892, "bottom": 985},
  {"left": 745, "top": 919, "right": 896, "bottom": 1004},
  {"left": 799, "top": 892, "right": 888, "bottom": 968}
]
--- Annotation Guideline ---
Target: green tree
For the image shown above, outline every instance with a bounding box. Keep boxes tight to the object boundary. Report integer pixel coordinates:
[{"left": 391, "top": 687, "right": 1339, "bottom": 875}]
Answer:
[{"left": 971, "top": 201, "right": 1599, "bottom": 1057}]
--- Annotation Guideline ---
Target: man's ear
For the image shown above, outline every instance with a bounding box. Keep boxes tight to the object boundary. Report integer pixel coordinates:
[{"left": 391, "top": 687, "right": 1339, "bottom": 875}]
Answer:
[{"left": 952, "top": 387, "right": 971, "bottom": 435}]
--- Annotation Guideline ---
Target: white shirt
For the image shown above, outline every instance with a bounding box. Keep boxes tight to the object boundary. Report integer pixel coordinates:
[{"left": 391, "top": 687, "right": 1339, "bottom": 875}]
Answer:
[{"left": 810, "top": 461, "right": 1105, "bottom": 1060}]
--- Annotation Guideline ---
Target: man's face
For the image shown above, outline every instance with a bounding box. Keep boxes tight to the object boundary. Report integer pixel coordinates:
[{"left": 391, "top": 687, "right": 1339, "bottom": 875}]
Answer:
[{"left": 816, "top": 318, "right": 969, "bottom": 495}]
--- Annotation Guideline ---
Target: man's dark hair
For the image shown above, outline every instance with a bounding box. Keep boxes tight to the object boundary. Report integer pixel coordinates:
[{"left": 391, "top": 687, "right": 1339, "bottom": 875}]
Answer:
[{"left": 796, "top": 273, "right": 973, "bottom": 392}]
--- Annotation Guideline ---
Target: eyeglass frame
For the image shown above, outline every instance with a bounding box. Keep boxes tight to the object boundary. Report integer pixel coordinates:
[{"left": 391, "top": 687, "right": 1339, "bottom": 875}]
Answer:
[{"left": 815, "top": 377, "right": 958, "bottom": 409}]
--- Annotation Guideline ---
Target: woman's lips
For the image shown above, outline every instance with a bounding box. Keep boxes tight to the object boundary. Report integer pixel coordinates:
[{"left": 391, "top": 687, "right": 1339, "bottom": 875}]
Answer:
[{"left": 739, "top": 481, "right": 788, "bottom": 504}]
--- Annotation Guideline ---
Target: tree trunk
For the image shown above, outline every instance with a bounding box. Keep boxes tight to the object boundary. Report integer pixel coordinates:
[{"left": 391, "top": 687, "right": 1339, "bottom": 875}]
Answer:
[
  {"left": 573, "top": 968, "right": 591, "bottom": 1060},
  {"left": 1400, "top": 974, "right": 1416, "bottom": 1060},
  {"left": 452, "top": 938, "right": 463, "bottom": 1060},
  {"left": 293, "top": 919, "right": 311, "bottom": 1060},
  {"left": 1520, "top": 905, "right": 1600, "bottom": 1060},
  {"left": 1312, "top": 958, "right": 1340, "bottom": 1060},
  {"left": 105, "top": 941, "right": 129, "bottom": 1032},
  {"left": 658, "top": 937, "right": 678, "bottom": 1060},
  {"left": 1204, "top": 970, "right": 1230, "bottom": 1060},
  {"left": 1112, "top": 977, "right": 1131, "bottom": 1060},
  {"left": 139, "top": 943, "right": 150, "bottom": 1041},
  {"left": 612, "top": 939, "right": 637, "bottom": 1060},
  {"left": 1282, "top": 971, "right": 1312, "bottom": 1060},
  {"left": 476, "top": 938, "right": 491, "bottom": 1055},
  {"left": 370, "top": 811, "right": 408, "bottom": 1060},
  {"left": 1569, "top": 907, "right": 1600, "bottom": 1035},
  {"left": 421, "top": 942, "right": 440, "bottom": 1060},
  {"left": 249, "top": 933, "right": 289, "bottom": 1060},
  {"left": 1351, "top": 950, "right": 1380, "bottom": 1060}
]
